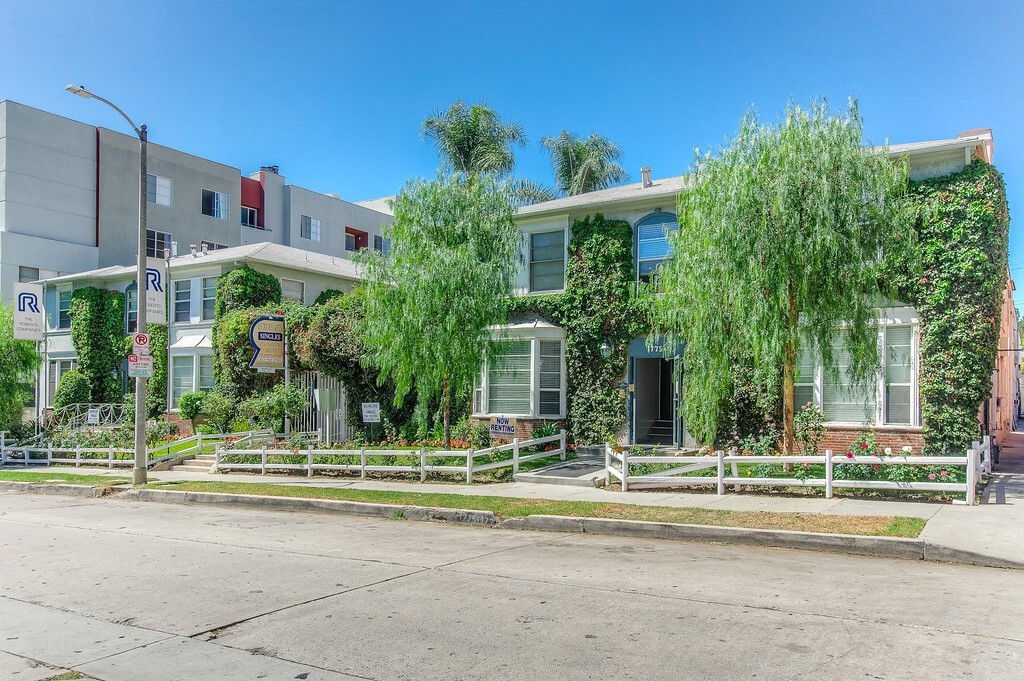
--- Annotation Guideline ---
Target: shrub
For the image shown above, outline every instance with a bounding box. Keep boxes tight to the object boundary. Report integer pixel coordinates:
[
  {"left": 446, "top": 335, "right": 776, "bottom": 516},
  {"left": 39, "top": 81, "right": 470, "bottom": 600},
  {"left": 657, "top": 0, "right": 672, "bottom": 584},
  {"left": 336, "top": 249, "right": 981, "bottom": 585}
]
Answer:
[
  {"left": 214, "top": 266, "right": 281, "bottom": 320},
  {"left": 178, "top": 391, "right": 204, "bottom": 429},
  {"left": 200, "top": 390, "right": 236, "bottom": 433},
  {"left": 238, "top": 383, "right": 307, "bottom": 433},
  {"left": 531, "top": 422, "right": 558, "bottom": 439},
  {"left": 470, "top": 422, "right": 491, "bottom": 449},
  {"left": 794, "top": 402, "right": 825, "bottom": 455},
  {"left": 195, "top": 424, "right": 218, "bottom": 435},
  {"left": 53, "top": 370, "right": 92, "bottom": 410}
]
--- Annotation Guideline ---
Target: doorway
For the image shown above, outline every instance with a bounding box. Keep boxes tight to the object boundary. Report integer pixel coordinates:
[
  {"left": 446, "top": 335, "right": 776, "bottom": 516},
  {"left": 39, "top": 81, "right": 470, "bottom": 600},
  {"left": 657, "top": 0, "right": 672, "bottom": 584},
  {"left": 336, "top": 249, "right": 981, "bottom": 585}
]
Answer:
[{"left": 633, "top": 357, "right": 678, "bottom": 445}]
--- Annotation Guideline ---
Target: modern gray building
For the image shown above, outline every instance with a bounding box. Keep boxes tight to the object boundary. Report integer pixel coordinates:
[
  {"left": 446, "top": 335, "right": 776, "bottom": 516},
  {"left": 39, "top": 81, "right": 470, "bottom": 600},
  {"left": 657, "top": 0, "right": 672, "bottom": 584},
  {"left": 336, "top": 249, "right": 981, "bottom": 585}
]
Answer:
[{"left": 0, "top": 99, "right": 392, "bottom": 303}]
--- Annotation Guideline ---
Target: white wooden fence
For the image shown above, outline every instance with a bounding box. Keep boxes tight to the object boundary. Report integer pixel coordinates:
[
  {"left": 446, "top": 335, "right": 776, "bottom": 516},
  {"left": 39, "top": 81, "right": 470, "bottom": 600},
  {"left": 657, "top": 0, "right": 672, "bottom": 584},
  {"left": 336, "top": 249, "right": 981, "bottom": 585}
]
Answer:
[
  {"left": 605, "top": 437, "right": 991, "bottom": 504},
  {"left": 216, "top": 431, "right": 567, "bottom": 482}
]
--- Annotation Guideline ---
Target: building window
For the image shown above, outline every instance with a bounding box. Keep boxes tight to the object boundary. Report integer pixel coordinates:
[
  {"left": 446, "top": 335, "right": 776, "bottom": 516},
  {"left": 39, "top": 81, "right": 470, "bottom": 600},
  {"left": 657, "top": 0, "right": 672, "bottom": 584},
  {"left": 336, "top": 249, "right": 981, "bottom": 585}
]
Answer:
[
  {"left": 171, "top": 355, "right": 195, "bottom": 408},
  {"left": 198, "top": 355, "right": 215, "bottom": 391},
  {"left": 822, "top": 339, "right": 877, "bottom": 423},
  {"left": 201, "top": 277, "right": 217, "bottom": 321},
  {"left": 48, "top": 359, "right": 76, "bottom": 407},
  {"left": 281, "top": 278, "right": 304, "bottom": 304},
  {"left": 241, "top": 206, "right": 259, "bottom": 229},
  {"left": 146, "top": 229, "right": 171, "bottom": 258},
  {"left": 636, "top": 212, "right": 678, "bottom": 283},
  {"left": 19, "top": 266, "right": 40, "bottom": 283},
  {"left": 794, "top": 345, "right": 816, "bottom": 409},
  {"left": 300, "top": 215, "right": 321, "bottom": 241},
  {"left": 126, "top": 285, "right": 138, "bottom": 332},
  {"left": 147, "top": 174, "right": 172, "bottom": 207},
  {"left": 200, "top": 241, "right": 228, "bottom": 251},
  {"left": 57, "top": 289, "right": 72, "bottom": 329},
  {"left": 529, "top": 230, "right": 565, "bottom": 292},
  {"left": 373, "top": 234, "right": 390, "bottom": 256},
  {"left": 201, "top": 189, "right": 229, "bottom": 220},
  {"left": 174, "top": 280, "right": 191, "bottom": 323},
  {"left": 345, "top": 227, "right": 367, "bottom": 251},
  {"left": 478, "top": 334, "right": 566, "bottom": 418},
  {"left": 884, "top": 326, "right": 914, "bottom": 425}
]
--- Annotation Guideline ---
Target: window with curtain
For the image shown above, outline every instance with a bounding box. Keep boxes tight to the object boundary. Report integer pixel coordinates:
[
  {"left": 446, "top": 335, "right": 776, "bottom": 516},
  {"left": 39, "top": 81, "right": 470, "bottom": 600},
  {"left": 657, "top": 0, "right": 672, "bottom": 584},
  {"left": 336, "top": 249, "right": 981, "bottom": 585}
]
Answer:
[
  {"left": 147, "top": 174, "right": 172, "bottom": 206},
  {"left": 487, "top": 340, "right": 532, "bottom": 415},
  {"left": 171, "top": 356, "right": 195, "bottom": 408},
  {"left": 529, "top": 230, "right": 565, "bottom": 292},
  {"left": 885, "top": 326, "right": 913, "bottom": 425},
  {"left": 822, "top": 340, "right": 876, "bottom": 423},
  {"left": 636, "top": 212, "right": 678, "bottom": 282}
]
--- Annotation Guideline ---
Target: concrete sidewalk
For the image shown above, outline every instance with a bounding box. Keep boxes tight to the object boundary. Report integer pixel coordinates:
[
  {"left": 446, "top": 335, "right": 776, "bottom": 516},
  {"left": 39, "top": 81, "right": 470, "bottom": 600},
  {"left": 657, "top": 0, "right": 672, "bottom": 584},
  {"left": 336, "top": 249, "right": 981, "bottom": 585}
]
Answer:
[{"left": 16, "top": 432, "right": 1024, "bottom": 568}]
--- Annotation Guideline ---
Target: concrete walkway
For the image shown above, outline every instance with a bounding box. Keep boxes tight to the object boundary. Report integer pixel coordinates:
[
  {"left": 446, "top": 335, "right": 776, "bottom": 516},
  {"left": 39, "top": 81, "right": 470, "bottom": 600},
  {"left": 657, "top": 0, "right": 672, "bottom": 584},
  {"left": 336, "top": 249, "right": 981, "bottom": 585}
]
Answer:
[{"left": 14, "top": 430, "right": 1024, "bottom": 567}]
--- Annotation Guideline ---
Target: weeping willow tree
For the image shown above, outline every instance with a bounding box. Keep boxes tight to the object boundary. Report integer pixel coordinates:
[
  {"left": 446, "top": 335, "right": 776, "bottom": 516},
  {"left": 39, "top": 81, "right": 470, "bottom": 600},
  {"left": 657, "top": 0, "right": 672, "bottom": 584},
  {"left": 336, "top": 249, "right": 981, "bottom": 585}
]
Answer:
[
  {"left": 354, "top": 174, "right": 521, "bottom": 447},
  {"left": 652, "top": 99, "right": 915, "bottom": 453}
]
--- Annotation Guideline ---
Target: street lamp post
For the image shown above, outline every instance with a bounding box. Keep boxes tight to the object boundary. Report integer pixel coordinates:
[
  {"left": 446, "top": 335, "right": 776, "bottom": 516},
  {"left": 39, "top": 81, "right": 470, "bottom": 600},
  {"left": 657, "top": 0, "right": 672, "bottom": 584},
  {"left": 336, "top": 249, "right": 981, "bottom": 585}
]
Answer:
[{"left": 65, "top": 85, "right": 149, "bottom": 485}]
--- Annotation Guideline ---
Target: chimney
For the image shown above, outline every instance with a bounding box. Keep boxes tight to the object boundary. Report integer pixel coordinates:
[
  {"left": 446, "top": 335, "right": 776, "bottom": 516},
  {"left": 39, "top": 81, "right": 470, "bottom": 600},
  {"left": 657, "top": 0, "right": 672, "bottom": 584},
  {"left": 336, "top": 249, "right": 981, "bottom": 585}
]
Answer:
[
  {"left": 260, "top": 164, "right": 280, "bottom": 175},
  {"left": 641, "top": 166, "right": 652, "bottom": 188}
]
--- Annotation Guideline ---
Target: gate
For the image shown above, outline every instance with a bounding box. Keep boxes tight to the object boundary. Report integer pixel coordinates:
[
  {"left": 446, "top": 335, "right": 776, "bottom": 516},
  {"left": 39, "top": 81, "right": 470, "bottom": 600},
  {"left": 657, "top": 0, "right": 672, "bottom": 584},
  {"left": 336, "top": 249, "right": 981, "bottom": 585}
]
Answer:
[{"left": 292, "top": 371, "right": 350, "bottom": 444}]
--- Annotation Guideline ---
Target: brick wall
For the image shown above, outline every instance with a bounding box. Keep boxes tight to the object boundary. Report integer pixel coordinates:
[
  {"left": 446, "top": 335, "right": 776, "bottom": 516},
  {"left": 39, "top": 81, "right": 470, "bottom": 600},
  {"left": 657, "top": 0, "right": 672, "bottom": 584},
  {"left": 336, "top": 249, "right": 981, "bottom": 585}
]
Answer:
[
  {"left": 165, "top": 413, "right": 193, "bottom": 438},
  {"left": 820, "top": 425, "right": 925, "bottom": 454},
  {"left": 472, "top": 418, "right": 564, "bottom": 443}
]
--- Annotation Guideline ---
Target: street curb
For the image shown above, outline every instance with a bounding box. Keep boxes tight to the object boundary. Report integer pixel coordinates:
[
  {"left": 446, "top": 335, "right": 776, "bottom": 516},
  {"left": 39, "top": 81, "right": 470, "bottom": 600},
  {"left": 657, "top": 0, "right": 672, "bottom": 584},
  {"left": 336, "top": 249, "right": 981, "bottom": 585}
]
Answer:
[
  {"left": 4, "top": 482, "right": 1021, "bottom": 569},
  {"left": 0, "top": 481, "right": 105, "bottom": 498}
]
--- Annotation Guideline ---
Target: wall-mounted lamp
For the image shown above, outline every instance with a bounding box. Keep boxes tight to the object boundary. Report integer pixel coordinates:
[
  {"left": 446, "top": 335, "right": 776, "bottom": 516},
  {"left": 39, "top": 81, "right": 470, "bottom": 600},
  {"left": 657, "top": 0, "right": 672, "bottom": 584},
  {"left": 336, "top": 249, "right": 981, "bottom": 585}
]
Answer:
[{"left": 600, "top": 339, "right": 613, "bottom": 360}]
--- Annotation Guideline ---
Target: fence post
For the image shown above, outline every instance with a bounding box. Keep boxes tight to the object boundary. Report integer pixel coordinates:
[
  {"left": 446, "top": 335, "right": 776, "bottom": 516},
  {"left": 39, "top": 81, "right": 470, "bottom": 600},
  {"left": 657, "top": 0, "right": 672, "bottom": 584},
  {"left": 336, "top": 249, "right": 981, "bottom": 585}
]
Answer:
[
  {"left": 512, "top": 438, "right": 520, "bottom": 474},
  {"left": 825, "top": 449, "right": 833, "bottom": 499},
  {"left": 420, "top": 446, "right": 427, "bottom": 483},
  {"left": 215, "top": 444, "right": 221, "bottom": 472},
  {"left": 966, "top": 446, "right": 977, "bottom": 506},
  {"left": 261, "top": 446, "right": 267, "bottom": 475},
  {"left": 360, "top": 447, "right": 366, "bottom": 479},
  {"left": 716, "top": 450, "right": 725, "bottom": 496},
  {"left": 107, "top": 446, "right": 113, "bottom": 469},
  {"left": 197, "top": 433, "right": 203, "bottom": 457},
  {"left": 46, "top": 444, "right": 52, "bottom": 466},
  {"left": 75, "top": 447, "right": 81, "bottom": 468},
  {"left": 621, "top": 448, "right": 629, "bottom": 492},
  {"left": 307, "top": 446, "right": 313, "bottom": 478},
  {"left": 466, "top": 449, "right": 474, "bottom": 484},
  {"left": 730, "top": 454, "right": 740, "bottom": 492},
  {"left": 604, "top": 444, "right": 611, "bottom": 487},
  {"left": 0, "top": 432, "right": 6, "bottom": 465},
  {"left": 559, "top": 430, "right": 566, "bottom": 461}
]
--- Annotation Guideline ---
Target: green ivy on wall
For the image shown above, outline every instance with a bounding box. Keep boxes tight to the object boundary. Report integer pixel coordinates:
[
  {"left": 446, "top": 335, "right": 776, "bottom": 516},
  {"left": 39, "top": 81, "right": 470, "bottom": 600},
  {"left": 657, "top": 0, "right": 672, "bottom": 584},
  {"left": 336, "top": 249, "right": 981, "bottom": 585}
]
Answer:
[
  {"left": 508, "top": 214, "right": 647, "bottom": 444},
  {"left": 214, "top": 266, "right": 282, "bottom": 320},
  {"left": 893, "top": 160, "right": 1010, "bottom": 455},
  {"left": 146, "top": 324, "right": 168, "bottom": 417},
  {"left": 69, "top": 287, "right": 127, "bottom": 403}
]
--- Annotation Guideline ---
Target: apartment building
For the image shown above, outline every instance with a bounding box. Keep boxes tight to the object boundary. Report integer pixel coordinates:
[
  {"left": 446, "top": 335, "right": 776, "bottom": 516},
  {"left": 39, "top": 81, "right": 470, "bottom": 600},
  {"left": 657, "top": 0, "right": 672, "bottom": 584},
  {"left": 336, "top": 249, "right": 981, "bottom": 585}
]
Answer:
[{"left": 0, "top": 99, "right": 391, "bottom": 302}]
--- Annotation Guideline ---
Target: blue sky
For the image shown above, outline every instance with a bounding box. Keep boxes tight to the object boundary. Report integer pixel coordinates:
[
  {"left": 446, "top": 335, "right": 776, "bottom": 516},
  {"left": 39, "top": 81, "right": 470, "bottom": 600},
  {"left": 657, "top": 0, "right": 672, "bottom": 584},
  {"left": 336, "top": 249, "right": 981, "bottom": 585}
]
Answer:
[{"left": 2, "top": 0, "right": 1022, "bottom": 305}]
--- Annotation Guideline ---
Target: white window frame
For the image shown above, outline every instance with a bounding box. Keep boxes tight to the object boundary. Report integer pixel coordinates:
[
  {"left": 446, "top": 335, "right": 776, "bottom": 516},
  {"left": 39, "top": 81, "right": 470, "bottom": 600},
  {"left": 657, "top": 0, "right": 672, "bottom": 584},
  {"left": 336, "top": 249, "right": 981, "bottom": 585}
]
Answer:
[
  {"left": 800, "top": 315, "right": 920, "bottom": 428},
  {"left": 280, "top": 278, "right": 305, "bottom": 304},
  {"left": 173, "top": 279, "right": 191, "bottom": 323},
  {"left": 170, "top": 355, "right": 196, "bottom": 410},
  {"left": 301, "top": 215, "right": 322, "bottom": 242},
  {"left": 473, "top": 328, "right": 566, "bottom": 419},
  {"left": 125, "top": 284, "right": 138, "bottom": 332},
  {"left": 201, "top": 277, "right": 218, "bottom": 321},
  {"left": 201, "top": 188, "right": 230, "bottom": 220},
  {"left": 528, "top": 229, "right": 566, "bottom": 293},
  {"left": 635, "top": 212, "right": 679, "bottom": 283},
  {"left": 147, "top": 174, "right": 172, "bottom": 207},
  {"left": 241, "top": 205, "right": 258, "bottom": 229},
  {"left": 56, "top": 286, "right": 73, "bottom": 330},
  {"left": 198, "top": 354, "right": 215, "bottom": 392}
]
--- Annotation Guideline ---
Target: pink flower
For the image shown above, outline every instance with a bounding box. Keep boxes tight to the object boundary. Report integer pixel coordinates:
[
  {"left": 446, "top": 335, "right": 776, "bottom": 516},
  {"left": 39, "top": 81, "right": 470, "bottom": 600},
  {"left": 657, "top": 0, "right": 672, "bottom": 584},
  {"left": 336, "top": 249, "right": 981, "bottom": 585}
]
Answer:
[
  {"left": 861, "top": 443, "right": 868, "bottom": 450},
  {"left": 803, "top": 462, "right": 811, "bottom": 467},
  {"left": 873, "top": 465, "right": 880, "bottom": 471},
  {"left": 845, "top": 451, "right": 854, "bottom": 459},
  {"left": 940, "top": 471, "right": 948, "bottom": 477},
  {"left": 928, "top": 473, "right": 936, "bottom": 480}
]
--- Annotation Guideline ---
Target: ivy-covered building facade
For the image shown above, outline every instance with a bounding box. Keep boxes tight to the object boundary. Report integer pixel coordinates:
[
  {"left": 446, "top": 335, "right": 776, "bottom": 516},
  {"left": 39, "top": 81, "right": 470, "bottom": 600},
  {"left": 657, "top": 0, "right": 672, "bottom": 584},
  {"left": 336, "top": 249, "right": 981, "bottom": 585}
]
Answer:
[{"left": 475, "top": 129, "right": 1019, "bottom": 456}]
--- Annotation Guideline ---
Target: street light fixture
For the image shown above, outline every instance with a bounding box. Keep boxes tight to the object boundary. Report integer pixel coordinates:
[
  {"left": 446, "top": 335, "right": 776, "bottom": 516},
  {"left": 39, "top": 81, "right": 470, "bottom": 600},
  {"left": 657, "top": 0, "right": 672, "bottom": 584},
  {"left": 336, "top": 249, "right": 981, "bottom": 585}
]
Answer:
[{"left": 65, "top": 84, "right": 149, "bottom": 485}]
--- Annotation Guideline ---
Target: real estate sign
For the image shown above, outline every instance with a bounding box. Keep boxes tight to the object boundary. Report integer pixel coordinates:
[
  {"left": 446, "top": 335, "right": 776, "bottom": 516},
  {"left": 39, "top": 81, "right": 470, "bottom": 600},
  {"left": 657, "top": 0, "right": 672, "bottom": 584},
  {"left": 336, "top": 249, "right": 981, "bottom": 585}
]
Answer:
[
  {"left": 361, "top": 402, "right": 381, "bottom": 423},
  {"left": 248, "top": 315, "right": 285, "bottom": 371},
  {"left": 12, "top": 283, "right": 44, "bottom": 341},
  {"left": 489, "top": 416, "right": 516, "bottom": 438},
  {"left": 145, "top": 258, "right": 167, "bottom": 325}
]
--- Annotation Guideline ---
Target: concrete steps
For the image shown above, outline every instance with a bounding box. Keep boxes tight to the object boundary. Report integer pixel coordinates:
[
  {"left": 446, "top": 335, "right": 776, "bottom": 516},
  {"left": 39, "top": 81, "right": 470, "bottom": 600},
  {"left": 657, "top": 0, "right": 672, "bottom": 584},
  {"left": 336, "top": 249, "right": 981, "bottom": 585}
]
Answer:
[{"left": 513, "top": 456, "right": 607, "bottom": 488}]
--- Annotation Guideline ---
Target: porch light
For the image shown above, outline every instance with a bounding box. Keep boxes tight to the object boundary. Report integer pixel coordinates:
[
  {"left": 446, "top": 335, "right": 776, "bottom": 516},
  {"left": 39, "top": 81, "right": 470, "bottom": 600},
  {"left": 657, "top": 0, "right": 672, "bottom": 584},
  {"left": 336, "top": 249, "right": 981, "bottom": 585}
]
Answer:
[{"left": 600, "top": 339, "right": 613, "bottom": 360}]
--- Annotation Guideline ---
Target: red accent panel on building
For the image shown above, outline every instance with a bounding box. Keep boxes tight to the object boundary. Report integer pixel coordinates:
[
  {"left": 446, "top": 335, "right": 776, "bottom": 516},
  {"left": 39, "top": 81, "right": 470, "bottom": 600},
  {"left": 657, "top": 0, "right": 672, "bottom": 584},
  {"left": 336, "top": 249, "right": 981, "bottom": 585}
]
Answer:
[
  {"left": 241, "top": 175, "right": 265, "bottom": 228},
  {"left": 345, "top": 226, "right": 368, "bottom": 249}
]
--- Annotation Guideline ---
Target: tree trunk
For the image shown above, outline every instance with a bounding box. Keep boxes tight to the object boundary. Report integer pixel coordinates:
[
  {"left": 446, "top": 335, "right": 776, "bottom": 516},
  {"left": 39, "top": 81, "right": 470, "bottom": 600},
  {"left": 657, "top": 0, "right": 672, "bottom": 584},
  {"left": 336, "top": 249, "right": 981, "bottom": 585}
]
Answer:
[
  {"left": 441, "top": 378, "right": 451, "bottom": 449},
  {"left": 782, "top": 278, "right": 799, "bottom": 460}
]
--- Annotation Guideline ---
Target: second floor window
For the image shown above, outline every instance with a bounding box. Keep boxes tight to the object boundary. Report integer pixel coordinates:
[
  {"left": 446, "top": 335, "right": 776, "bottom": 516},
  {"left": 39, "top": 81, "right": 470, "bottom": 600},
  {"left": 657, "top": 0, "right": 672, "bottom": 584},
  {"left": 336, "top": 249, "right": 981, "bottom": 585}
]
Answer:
[
  {"left": 200, "top": 241, "right": 228, "bottom": 251},
  {"left": 147, "top": 174, "right": 172, "bottom": 206},
  {"left": 147, "top": 230, "right": 171, "bottom": 258},
  {"left": 529, "top": 230, "right": 565, "bottom": 292},
  {"left": 241, "top": 206, "right": 258, "bottom": 229},
  {"left": 58, "top": 289, "right": 72, "bottom": 329},
  {"left": 301, "top": 215, "right": 322, "bottom": 241},
  {"left": 201, "top": 277, "right": 217, "bottom": 320},
  {"left": 126, "top": 286, "right": 138, "bottom": 332},
  {"left": 174, "top": 280, "right": 191, "bottom": 323},
  {"left": 636, "top": 212, "right": 678, "bottom": 283},
  {"left": 201, "top": 189, "right": 229, "bottom": 220},
  {"left": 19, "top": 266, "right": 40, "bottom": 283},
  {"left": 373, "top": 234, "right": 391, "bottom": 256}
]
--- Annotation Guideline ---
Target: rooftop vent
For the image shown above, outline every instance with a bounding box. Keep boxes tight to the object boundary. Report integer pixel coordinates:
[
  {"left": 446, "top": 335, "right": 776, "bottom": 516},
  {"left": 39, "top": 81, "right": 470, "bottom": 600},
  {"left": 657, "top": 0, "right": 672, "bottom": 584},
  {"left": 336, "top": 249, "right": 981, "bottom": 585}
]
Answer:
[
  {"left": 641, "top": 166, "right": 652, "bottom": 188},
  {"left": 260, "top": 165, "right": 280, "bottom": 174},
  {"left": 326, "top": 192, "right": 341, "bottom": 200}
]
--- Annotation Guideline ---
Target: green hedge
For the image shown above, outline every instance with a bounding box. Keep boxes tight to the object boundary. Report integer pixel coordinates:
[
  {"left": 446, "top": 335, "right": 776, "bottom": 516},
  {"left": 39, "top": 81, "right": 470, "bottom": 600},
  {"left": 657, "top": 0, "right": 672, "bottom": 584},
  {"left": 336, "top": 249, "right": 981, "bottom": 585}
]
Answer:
[{"left": 69, "top": 287, "right": 127, "bottom": 403}]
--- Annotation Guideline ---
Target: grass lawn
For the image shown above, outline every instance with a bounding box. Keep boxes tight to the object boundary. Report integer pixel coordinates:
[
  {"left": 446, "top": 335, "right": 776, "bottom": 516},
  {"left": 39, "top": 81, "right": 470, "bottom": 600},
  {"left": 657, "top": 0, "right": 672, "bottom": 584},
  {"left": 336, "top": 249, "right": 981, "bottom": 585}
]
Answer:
[
  {"left": 147, "top": 479, "right": 926, "bottom": 538},
  {"left": 0, "top": 470, "right": 130, "bottom": 486}
]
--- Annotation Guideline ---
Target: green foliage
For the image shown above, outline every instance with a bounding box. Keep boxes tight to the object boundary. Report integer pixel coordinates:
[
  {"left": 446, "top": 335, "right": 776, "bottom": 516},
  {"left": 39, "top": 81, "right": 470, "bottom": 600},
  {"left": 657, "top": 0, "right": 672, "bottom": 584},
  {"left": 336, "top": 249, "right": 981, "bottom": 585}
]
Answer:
[
  {"left": 540, "top": 130, "right": 629, "bottom": 195},
  {"left": 889, "top": 161, "right": 1010, "bottom": 455},
  {"left": 199, "top": 390, "right": 236, "bottom": 433},
  {"left": 794, "top": 402, "right": 826, "bottom": 456},
  {"left": 178, "top": 391, "right": 204, "bottom": 426},
  {"left": 531, "top": 422, "right": 558, "bottom": 439},
  {"left": 52, "top": 370, "right": 91, "bottom": 410},
  {"left": 313, "top": 288, "right": 345, "bottom": 306},
  {"left": 0, "top": 304, "right": 42, "bottom": 429},
  {"left": 69, "top": 287, "right": 127, "bottom": 403},
  {"left": 238, "top": 383, "right": 308, "bottom": 432},
  {"left": 653, "top": 99, "right": 914, "bottom": 450},
  {"left": 354, "top": 174, "right": 521, "bottom": 446},
  {"left": 422, "top": 100, "right": 527, "bottom": 177},
  {"left": 469, "top": 421, "right": 492, "bottom": 449},
  {"left": 213, "top": 306, "right": 297, "bottom": 399},
  {"left": 214, "top": 266, "right": 281, "bottom": 320},
  {"left": 145, "top": 324, "right": 168, "bottom": 417},
  {"left": 509, "top": 214, "right": 646, "bottom": 445}
]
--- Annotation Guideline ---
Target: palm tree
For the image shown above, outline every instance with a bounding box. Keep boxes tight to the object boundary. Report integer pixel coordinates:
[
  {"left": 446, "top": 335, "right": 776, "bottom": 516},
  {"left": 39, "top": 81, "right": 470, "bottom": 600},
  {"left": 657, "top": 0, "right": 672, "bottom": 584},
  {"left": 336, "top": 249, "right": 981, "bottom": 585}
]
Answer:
[
  {"left": 541, "top": 130, "right": 629, "bottom": 195},
  {"left": 422, "top": 100, "right": 527, "bottom": 177}
]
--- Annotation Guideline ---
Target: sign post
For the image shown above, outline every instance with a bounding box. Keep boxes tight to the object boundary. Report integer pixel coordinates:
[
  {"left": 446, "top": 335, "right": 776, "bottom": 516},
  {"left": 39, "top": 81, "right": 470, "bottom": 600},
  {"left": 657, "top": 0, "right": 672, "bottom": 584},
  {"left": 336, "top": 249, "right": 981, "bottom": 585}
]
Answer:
[{"left": 361, "top": 402, "right": 381, "bottom": 442}]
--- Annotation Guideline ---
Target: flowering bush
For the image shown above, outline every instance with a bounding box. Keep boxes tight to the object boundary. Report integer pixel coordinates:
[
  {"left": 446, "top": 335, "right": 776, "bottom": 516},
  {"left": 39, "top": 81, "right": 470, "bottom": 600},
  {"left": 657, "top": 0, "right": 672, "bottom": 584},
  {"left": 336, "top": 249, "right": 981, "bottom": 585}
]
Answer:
[{"left": 794, "top": 402, "right": 825, "bottom": 455}]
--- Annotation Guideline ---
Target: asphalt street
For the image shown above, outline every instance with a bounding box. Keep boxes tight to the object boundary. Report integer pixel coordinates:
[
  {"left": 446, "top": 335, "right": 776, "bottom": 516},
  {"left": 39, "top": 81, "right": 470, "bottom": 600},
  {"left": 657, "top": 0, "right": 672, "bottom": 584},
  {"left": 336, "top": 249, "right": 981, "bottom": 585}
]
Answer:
[{"left": 0, "top": 492, "right": 1021, "bottom": 680}]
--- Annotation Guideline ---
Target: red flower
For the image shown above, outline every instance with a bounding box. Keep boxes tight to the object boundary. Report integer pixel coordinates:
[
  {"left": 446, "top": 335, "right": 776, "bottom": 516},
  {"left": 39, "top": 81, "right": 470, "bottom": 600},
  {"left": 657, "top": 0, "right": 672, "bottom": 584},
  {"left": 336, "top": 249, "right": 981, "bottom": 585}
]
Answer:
[
  {"left": 861, "top": 443, "right": 868, "bottom": 450},
  {"left": 873, "top": 464, "right": 880, "bottom": 471},
  {"left": 845, "top": 451, "right": 854, "bottom": 459}
]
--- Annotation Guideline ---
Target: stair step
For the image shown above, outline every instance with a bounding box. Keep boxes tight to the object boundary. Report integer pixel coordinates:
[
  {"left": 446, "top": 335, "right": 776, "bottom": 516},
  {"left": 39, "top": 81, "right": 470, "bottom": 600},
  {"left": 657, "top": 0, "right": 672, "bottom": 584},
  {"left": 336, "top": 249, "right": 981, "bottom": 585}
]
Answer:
[{"left": 173, "top": 464, "right": 213, "bottom": 472}]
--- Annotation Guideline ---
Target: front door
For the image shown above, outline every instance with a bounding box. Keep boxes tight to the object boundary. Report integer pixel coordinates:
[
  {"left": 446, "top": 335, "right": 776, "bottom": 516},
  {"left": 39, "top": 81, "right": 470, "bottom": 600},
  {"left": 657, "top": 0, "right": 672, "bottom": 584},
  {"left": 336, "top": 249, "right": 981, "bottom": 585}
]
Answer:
[{"left": 631, "top": 357, "right": 680, "bottom": 446}]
